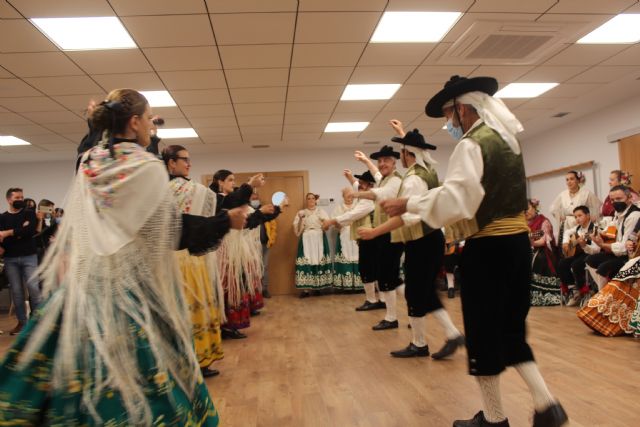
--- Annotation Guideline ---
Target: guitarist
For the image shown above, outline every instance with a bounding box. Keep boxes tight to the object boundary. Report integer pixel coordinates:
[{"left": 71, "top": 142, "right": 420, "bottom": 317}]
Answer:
[
  {"left": 587, "top": 185, "right": 640, "bottom": 290},
  {"left": 557, "top": 205, "right": 598, "bottom": 306}
]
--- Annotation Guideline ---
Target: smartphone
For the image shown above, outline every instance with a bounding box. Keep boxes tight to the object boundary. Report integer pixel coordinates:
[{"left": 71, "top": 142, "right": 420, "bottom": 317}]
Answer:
[{"left": 38, "top": 205, "right": 54, "bottom": 215}]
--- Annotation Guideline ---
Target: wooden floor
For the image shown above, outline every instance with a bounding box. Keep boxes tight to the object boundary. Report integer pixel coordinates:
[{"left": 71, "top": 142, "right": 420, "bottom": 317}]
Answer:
[{"left": 1, "top": 293, "right": 639, "bottom": 427}]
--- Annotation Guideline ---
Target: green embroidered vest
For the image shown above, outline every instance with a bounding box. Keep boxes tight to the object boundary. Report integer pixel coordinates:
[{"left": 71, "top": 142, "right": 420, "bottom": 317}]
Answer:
[
  {"left": 373, "top": 171, "right": 403, "bottom": 227},
  {"left": 447, "top": 123, "right": 527, "bottom": 240},
  {"left": 350, "top": 209, "right": 374, "bottom": 241},
  {"left": 390, "top": 164, "right": 439, "bottom": 243}
]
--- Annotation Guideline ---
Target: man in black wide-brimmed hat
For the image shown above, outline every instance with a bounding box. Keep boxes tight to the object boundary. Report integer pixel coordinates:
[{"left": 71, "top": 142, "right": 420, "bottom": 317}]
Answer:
[
  {"left": 358, "top": 119, "right": 464, "bottom": 360},
  {"left": 381, "top": 76, "right": 568, "bottom": 427}
]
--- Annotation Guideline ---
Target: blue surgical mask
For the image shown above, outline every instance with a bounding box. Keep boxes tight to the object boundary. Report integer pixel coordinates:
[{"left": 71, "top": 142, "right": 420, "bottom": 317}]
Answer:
[
  {"left": 446, "top": 118, "right": 464, "bottom": 141},
  {"left": 250, "top": 200, "right": 260, "bottom": 209}
]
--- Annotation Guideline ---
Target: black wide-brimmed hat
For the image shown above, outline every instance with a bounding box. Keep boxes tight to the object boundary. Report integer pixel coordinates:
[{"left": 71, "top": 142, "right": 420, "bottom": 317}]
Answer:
[
  {"left": 370, "top": 145, "right": 400, "bottom": 160},
  {"left": 354, "top": 170, "right": 376, "bottom": 184},
  {"left": 391, "top": 129, "right": 436, "bottom": 150},
  {"left": 425, "top": 75, "right": 498, "bottom": 118}
]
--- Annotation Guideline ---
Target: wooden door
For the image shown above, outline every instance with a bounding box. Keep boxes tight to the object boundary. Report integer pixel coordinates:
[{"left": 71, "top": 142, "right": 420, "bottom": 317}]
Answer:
[
  {"left": 618, "top": 134, "right": 640, "bottom": 191},
  {"left": 202, "top": 171, "right": 308, "bottom": 295}
]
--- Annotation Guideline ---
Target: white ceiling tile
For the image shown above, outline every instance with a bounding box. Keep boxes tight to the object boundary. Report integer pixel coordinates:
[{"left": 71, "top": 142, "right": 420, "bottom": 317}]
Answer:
[
  {"left": 0, "top": 1, "right": 21, "bottom": 18},
  {"left": 189, "top": 116, "right": 238, "bottom": 128},
  {"left": 511, "top": 108, "right": 550, "bottom": 121},
  {"left": 282, "top": 132, "right": 321, "bottom": 141},
  {"left": 150, "top": 106, "right": 185, "bottom": 119},
  {"left": 171, "top": 89, "right": 231, "bottom": 105},
  {"left": 0, "top": 78, "right": 42, "bottom": 97},
  {"left": 625, "top": 2, "right": 640, "bottom": 11},
  {"left": 211, "top": 13, "right": 295, "bottom": 45},
  {"left": 231, "top": 87, "right": 287, "bottom": 103},
  {"left": 234, "top": 102, "right": 285, "bottom": 116},
  {"left": 10, "top": 0, "right": 114, "bottom": 17},
  {"left": 201, "top": 135, "right": 243, "bottom": 144},
  {"left": 519, "top": 97, "right": 573, "bottom": 110},
  {"left": 543, "top": 45, "right": 629, "bottom": 66},
  {"left": 236, "top": 115, "right": 283, "bottom": 126},
  {"left": 0, "top": 20, "right": 57, "bottom": 52},
  {"left": 468, "top": 0, "right": 557, "bottom": 13},
  {"left": 206, "top": 0, "right": 297, "bottom": 13},
  {"left": 289, "top": 67, "right": 353, "bottom": 86},
  {"left": 67, "top": 50, "right": 153, "bottom": 74},
  {"left": 542, "top": 83, "right": 601, "bottom": 98},
  {"left": 382, "top": 99, "right": 426, "bottom": 112},
  {"left": 225, "top": 68, "right": 289, "bottom": 88},
  {"left": 406, "top": 65, "right": 479, "bottom": 85},
  {"left": 52, "top": 93, "right": 107, "bottom": 112},
  {"left": 181, "top": 104, "right": 235, "bottom": 118},
  {"left": 158, "top": 70, "right": 226, "bottom": 90},
  {"left": 375, "top": 110, "right": 422, "bottom": 124},
  {"left": 1, "top": 144, "right": 43, "bottom": 153},
  {"left": 24, "top": 134, "right": 74, "bottom": 145},
  {"left": 0, "top": 112, "right": 31, "bottom": 125},
  {"left": 21, "top": 110, "right": 82, "bottom": 124},
  {"left": 219, "top": 44, "right": 292, "bottom": 69},
  {"left": 46, "top": 121, "right": 89, "bottom": 134},
  {"left": 284, "top": 113, "right": 331, "bottom": 124},
  {"left": 334, "top": 100, "right": 387, "bottom": 113},
  {"left": 501, "top": 98, "right": 529, "bottom": 109},
  {"left": 0, "top": 96, "right": 66, "bottom": 112},
  {"left": 292, "top": 43, "right": 365, "bottom": 67},
  {"left": 40, "top": 143, "right": 77, "bottom": 151},
  {"left": 110, "top": 0, "right": 207, "bottom": 15},
  {"left": 0, "top": 52, "right": 83, "bottom": 77},
  {"left": 92, "top": 72, "right": 163, "bottom": 91},
  {"left": 386, "top": 0, "right": 474, "bottom": 12},
  {"left": 359, "top": 44, "right": 437, "bottom": 66},
  {"left": 287, "top": 86, "right": 344, "bottom": 101},
  {"left": 545, "top": 0, "right": 636, "bottom": 14},
  {"left": 240, "top": 125, "right": 282, "bottom": 135},
  {"left": 394, "top": 84, "right": 442, "bottom": 100},
  {"left": 196, "top": 126, "right": 241, "bottom": 137},
  {"left": 143, "top": 47, "right": 221, "bottom": 71},
  {"left": 349, "top": 66, "right": 415, "bottom": 84},
  {"left": 286, "top": 101, "right": 335, "bottom": 114},
  {"left": 567, "top": 66, "right": 639, "bottom": 84},
  {"left": 25, "top": 76, "right": 103, "bottom": 96},
  {"left": 329, "top": 112, "right": 375, "bottom": 122},
  {"left": 536, "top": 14, "right": 623, "bottom": 42},
  {"left": 243, "top": 133, "right": 281, "bottom": 142},
  {"left": 441, "top": 12, "right": 535, "bottom": 44},
  {"left": 296, "top": 12, "right": 381, "bottom": 43},
  {"left": 517, "top": 66, "right": 587, "bottom": 83},
  {"left": 468, "top": 65, "right": 533, "bottom": 83},
  {"left": 299, "top": 0, "right": 387, "bottom": 11},
  {"left": 159, "top": 117, "right": 192, "bottom": 128},
  {"left": 0, "top": 67, "right": 12, "bottom": 78},
  {"left": 283, "top": 123, "right": 325, "bottom": 133},
  {"left": 0, "top": 123, "right": 51, "bottom": 136},
  {"left": 122, "top": 15, "right": 214, "bottom": 48},
  {"left": 601, "top": 45, "right": 640, "bottom": 66}
]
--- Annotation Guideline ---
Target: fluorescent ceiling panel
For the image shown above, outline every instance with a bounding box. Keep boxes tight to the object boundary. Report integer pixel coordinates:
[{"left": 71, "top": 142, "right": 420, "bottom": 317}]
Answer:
[
  {"left": 324, "top": 122, "right": 369, "bottom": 132},
  {"left": 140, "top": 91, "right": 176, "bottom": 107},
  {"left": 495, "top": 83, "right": 558, "bottom": 98},
  {"left": 157, "top": 128, "right": 198, "bottom": 139},
  {"left": 341, "top": 84, "right": 402, "bottom": 101},
  {"left": 371, "top": 12, "right": 462, "bottom": 43},
  {"left": 0, "top": 136, "right": 31, "bottom": 146},
  {"left": 30, "top": 17, "right": 137, "bottom": 50},
  {"left": 577, "top": 14, "right": 640, "bottom": 44}
]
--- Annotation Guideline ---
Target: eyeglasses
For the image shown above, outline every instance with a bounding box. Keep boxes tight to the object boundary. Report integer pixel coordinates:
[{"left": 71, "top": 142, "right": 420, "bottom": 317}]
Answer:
[{"left": 176, "top": 156, "right": 191, "bottom": 164}]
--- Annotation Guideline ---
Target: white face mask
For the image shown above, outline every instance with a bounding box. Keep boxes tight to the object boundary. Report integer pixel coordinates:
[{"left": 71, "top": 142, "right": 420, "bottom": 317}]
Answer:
[{"left": 250, "top": 200, "right": 260, "bottom": 208}]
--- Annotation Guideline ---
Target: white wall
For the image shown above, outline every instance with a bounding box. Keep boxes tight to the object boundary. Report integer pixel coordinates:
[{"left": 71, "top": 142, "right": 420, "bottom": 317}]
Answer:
[
  {"left": 0, "top": 146, "right": 455, "bottom": 214},
  {"left": 521, "top": 96, "right": 640, "bottom": 226}
]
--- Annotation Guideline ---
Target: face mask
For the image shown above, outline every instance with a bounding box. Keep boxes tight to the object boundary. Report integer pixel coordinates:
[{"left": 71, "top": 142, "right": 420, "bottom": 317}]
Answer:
[
  {"left": 55, "top": 217, "right": 62, "bottom": 224},
  {"left": 12, "top": 200, "right": 25, "bottom": 210},
  {"left": 446, "top": 118, "right": 464, "bottom": 141},
  {"left": 250, "top": 200, "right": 260, "bottom": 208},
  {"left": 612, "top": 201, "right": 628, "bottom": 213}
]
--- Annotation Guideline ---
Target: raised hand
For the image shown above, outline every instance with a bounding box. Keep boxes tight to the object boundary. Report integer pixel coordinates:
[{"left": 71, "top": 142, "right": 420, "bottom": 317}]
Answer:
[
  {"left": 228, "top": 206, "right": 248, "bottom": 230},
  {"left": 389, "top": 119, "right": 405, "bottom": 137},
  {"left": 260, "top": 204, "right": 276, "bottom": 215},
  {"left": 354, "top": 150, "right": 367, "bottom": 163}
]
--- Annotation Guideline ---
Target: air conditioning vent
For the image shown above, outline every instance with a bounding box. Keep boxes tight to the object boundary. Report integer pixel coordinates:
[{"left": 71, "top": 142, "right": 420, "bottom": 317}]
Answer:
[{"left": 467, "top": 34, "right": 554, "bottom": 60}]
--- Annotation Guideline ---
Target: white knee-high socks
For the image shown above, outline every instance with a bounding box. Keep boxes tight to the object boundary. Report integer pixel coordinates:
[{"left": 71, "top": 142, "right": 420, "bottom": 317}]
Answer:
[
  {"left": 446, "top": 272, "right": 455, "bottom": 289},
  {"left": 477, "top": 376, "right": 507, "bottom": 423},
  {"left": 363, "top": 282, "right": 377, "bottom": 303},
  {"left": 381, "top": 290, "right": 397, "bottom": 321},
  {"left": 409, "top": 316, "right": 427, "bottom": 347},
  {"left": 432, "top": 308, "right": 461, "bottom": 339},
  {"left": 515, "top": 361, "right": 556, "bottom": 411}
]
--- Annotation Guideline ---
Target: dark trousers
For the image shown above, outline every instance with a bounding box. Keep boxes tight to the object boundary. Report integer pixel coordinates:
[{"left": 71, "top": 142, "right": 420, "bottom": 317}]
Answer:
[
  {"left": 404, "top": 230, "right": 445, "bottom": 317},
  {"left": 357, "top": 239, "right": 376, "bottom": 284},
  {"left": 373, "top": 233, "right": 403, "bottom": 292},
  {"left": 557, "top": 252, "right": 588, "bottom": 291},
  {"left": 459, "top": 233, "right": 534, "bottom": 376},
  {"left": 585, "top": 252, "right": 628, "bottom": 279}
]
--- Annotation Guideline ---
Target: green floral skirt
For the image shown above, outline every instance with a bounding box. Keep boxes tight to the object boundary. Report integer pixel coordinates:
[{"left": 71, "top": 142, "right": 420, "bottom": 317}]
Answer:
[
  {"left": 333, "top": 232, "right": 362, "bottom": 290},
  {"left": 0, "top": 302, "right": 219, "bottom": 426},
  {"left": 295, "top": 231, "right": 333, "bottom": 289}
]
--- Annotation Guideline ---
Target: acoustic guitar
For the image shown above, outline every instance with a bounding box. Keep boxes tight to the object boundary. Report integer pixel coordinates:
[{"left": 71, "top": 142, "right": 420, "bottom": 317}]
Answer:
[
  {"left": 600, "top": 224, "right": 618, "bottom": 244},
  {"left": 564, "top": 231, "right": 594, "bottom": 258}
]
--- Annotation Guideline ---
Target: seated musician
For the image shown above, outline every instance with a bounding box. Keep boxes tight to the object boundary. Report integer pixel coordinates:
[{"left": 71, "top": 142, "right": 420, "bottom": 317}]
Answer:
[
  {"left": 586, "top": 185, "right": 640, "bottom": 290},
  {"left": 557, "top": 205, "right": 598, "bottom": 306}
]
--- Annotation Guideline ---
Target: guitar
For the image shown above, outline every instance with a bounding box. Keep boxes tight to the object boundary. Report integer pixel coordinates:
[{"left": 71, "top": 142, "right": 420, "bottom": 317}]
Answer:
[
  {"left": 529, "top": 230, "right": 544, "bottom": 241},
  {"left": 564, "top": 231, "right": 593, "bottom": 258},
  {"left": 600, "top": 224, "right": 617, "bottom": 244}
]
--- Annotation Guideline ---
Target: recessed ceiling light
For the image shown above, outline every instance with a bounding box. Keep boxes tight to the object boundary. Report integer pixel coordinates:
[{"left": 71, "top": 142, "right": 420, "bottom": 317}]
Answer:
[
  {"left": 156, "top": 128, "right": 198, "bottom": 139},
  {"left": 30, "top": 17, "right": 136, "bottom": 50},
  {"left": 140, "top": 91, "right": 176, "bottom": 107},
  {"left": 341, "top": 84, "right": 402, "bottom": 101},
  {"left": 371, "top": 11, "right": 462, "bottom": 43},
  {"left": 577, "top": 14, "right": 640, "bottom": 44},
  {"left": 495, "top": 83, "right": 558, "bottom": 98},
  {"left": 0, "top": 136, "right": 31, "bottom": 146},
  {"left": 324, "top": 122, "right": 369, "bottom": 133}
]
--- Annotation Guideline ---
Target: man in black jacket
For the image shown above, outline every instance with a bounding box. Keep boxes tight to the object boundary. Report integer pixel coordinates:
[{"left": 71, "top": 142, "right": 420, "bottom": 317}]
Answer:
[{"left": 0, "top": 188, "right": 43, "bottom": 335}]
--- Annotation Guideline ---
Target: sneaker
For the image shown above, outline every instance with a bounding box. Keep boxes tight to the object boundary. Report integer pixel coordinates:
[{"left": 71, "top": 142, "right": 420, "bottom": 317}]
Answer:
[{"left": 10, "top": 322, "right": 25, "bottom": 336}]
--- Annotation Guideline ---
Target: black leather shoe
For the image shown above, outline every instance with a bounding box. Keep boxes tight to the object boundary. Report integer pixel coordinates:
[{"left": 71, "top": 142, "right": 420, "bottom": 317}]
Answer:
[
  {"left": 390, "top": 343, "right": 429, "bottom": 358},
  {"left": 533, "top": 402, "right": 568, "bottom": 427},
  {"left": 355, "top": 300, "right": 386, "bottom": 311},
  {"left": 372, "top": 319, "right": 398, "bottom": 330},
  {"left": 453, "top": 411, "right": 510, "bottom": 427},
  {"left": 221, "top": 328, "right": 247, "bottom": 340},
  {"left": 299, "top": 291, "right": 310, "bottom": 299},
  {"left": 250, "top": 310, "right": 261, "bottom": 316},
  {"left": 201, "top": 367, "right": 220, "bottom": 378},
  {"left": 432, "top": 335, "right": 465, "bottom": 360},
  {"left": 448, "top": 288, "right": 456, "bottom": 299}
]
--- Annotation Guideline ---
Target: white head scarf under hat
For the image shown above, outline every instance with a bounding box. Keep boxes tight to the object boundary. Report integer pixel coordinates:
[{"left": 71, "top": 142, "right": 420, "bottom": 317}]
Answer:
[
  {"left": 402, "top": 144, "right": 438, "bottom": 169},
  {"left": 444, "top": 91, "right": 524, "bottom": 154}
]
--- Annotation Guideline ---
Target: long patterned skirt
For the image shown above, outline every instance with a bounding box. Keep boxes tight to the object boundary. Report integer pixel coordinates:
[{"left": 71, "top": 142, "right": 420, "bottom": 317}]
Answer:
[
  {"left": 295, "top": 230, "right": 333, "bottom": 289},
  {"left": 530, "top": 247, "right": 562, "bottom": 306},
  {"left": 0, "top": 303, "right": 219, "bottom": 426},
  {"left": 176, "top": 250, "right": 223, "bottom": 368},
  {"left": 577, "top": 280, "right": 640, "bottom": 337},
  {"left": 333, "top": 228, "right": 362, "bottom": 290}
]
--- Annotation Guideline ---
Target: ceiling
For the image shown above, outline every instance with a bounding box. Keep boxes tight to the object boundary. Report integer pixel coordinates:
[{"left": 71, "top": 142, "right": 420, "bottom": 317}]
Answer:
[{"left": 1, "top": 0, "right": 640, "bottom": 162}]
